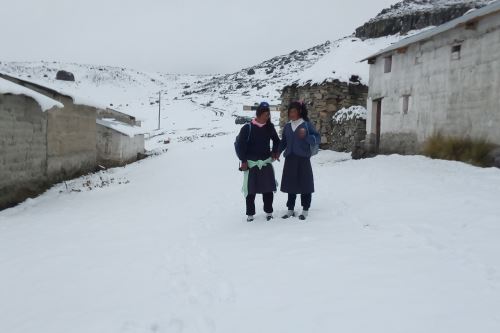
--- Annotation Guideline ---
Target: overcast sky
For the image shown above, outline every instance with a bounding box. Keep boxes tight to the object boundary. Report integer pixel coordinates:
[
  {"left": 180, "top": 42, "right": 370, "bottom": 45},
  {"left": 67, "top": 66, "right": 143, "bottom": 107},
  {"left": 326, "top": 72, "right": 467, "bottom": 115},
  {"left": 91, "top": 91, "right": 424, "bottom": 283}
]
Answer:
[{"left": 1, "top": 0, "right": 399, "bottom": 74}]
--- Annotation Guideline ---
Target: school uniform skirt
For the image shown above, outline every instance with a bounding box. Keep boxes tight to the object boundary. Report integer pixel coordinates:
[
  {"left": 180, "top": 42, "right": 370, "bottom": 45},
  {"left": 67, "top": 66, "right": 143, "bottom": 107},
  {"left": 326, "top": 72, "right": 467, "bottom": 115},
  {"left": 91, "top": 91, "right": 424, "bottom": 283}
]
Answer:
[
  {"left": 280, "top": 154, "right": 315, "bottom": 194},
  {"left": 248, "top": 164, "right": 277, "bottom": 195}
]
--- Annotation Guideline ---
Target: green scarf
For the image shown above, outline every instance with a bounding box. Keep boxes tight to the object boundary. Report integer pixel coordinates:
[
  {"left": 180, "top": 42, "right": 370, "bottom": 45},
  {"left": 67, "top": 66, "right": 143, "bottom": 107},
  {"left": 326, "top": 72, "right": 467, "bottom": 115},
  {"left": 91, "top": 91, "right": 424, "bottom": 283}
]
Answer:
[{"left": 242, "top": 157, "right": 276, "bottom": 198}]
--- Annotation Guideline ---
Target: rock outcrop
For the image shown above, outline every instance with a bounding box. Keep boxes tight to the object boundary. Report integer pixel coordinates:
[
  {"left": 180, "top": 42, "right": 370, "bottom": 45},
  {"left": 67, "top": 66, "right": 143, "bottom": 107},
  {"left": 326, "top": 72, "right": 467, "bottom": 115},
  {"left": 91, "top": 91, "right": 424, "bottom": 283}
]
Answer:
[{"left": 355, "top": 0, "right": 491, "bottom": 39}]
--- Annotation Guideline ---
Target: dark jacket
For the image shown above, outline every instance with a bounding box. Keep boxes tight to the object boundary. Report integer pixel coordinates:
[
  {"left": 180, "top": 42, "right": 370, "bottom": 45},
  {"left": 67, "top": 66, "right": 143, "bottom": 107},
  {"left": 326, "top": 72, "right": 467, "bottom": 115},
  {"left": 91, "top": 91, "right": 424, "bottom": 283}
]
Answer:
[
  {"left": 279, "top": 121, "right": 320, "bottom": 158},
  {"left": 238, "top": 122, "right": 280, "bottom": 163}
]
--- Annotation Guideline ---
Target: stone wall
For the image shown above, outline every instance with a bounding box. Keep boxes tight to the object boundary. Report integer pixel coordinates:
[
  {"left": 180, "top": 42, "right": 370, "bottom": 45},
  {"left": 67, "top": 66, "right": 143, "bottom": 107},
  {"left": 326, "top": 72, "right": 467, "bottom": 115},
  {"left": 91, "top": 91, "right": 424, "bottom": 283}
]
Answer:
[
  {"left": 332, "top": 118, "right": 367, "bottom": 152},
  {"left": 0, "top": 94, "right": 49, "bottom": 209},
  {"left": 280, "top": 80, "right": 368, "bottom": 148}
]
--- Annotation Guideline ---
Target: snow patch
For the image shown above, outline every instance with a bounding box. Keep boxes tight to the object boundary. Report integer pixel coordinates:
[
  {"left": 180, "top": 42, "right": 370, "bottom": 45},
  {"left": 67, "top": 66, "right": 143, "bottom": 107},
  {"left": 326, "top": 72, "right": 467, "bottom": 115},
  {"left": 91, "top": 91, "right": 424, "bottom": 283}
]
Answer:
[{"left": 333, "top": 105, "right": 368, "bottom": 123}]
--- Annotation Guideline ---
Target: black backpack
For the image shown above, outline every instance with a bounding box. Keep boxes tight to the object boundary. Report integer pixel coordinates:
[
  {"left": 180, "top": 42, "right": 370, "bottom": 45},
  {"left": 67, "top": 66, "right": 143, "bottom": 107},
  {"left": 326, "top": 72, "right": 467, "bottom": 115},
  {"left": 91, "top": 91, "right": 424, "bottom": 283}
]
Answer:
[{"left": 234, "top": 123, "right": 252, "bottom": 160}]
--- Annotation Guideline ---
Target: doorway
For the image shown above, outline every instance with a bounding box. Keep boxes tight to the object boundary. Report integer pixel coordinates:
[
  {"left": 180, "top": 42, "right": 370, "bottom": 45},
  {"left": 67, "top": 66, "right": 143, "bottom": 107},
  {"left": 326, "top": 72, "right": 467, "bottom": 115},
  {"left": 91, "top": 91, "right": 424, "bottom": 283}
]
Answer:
[{"left": 372, "top": 99, "right": 382, "bottom": 151}]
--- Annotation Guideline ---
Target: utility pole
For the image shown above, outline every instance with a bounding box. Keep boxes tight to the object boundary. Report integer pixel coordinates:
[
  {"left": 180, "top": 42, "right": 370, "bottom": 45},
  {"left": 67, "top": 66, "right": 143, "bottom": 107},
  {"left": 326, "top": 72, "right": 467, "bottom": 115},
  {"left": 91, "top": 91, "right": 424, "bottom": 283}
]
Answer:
[{"left": 158, "top": 91, "right": 161, "bottom": 130}]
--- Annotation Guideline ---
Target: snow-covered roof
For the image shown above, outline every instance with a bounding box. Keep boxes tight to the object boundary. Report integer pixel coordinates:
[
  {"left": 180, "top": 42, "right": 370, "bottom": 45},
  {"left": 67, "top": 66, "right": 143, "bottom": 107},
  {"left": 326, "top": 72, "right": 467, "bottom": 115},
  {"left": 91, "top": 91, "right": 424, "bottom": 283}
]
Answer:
[
  {"left": 361, "top": 0, "right": 500, "bottom": 61},
  {"left": 96, "top": 118, "right": 146, "bottom": 138},
  {"left": 0, "top": 77, "right": 63, "bottom": 111},
  {"left": 0, "top": 72, "right": 108, "bottom": 110}
]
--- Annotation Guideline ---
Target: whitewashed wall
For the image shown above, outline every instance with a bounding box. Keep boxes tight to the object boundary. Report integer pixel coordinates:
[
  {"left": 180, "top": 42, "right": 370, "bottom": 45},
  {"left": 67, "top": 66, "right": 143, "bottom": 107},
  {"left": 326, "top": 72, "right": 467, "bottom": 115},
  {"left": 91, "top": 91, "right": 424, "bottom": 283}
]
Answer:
[{"left": 366, "top": 12, "right": 500, "bottom": 153}]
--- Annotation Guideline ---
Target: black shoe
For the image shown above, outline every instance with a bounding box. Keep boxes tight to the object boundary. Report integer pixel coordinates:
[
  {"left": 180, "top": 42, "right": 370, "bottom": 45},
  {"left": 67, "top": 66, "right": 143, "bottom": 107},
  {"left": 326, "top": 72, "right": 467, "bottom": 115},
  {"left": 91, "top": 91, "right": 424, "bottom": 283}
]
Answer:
[
  {"left": 247, "top": 216, "right": 254, "bottom": 222},
  {"left": 282, "top": 212, "right": 295, "bottom": 219},
  {"left": 266, "top": 215, "right": 274, "bottom": 221},
  {"left": 299, "top": 214, "right": 306, "bottom": 220}
]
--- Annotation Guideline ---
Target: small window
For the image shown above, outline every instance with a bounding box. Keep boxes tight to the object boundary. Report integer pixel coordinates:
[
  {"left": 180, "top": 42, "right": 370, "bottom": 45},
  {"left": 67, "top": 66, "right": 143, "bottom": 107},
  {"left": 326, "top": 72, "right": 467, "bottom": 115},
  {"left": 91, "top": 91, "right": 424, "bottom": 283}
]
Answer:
[
  {"left": 451, "top": 44, "right": 461, "bottom": 60},
  {"left": 402, "top": 95, "right": 410, "bottom": 115},
  {"left": 384, "top": 56, "right": 392, "bottom": 73},
  {"left": 415, "top": 51, "right": 423, "bottom": 65}
]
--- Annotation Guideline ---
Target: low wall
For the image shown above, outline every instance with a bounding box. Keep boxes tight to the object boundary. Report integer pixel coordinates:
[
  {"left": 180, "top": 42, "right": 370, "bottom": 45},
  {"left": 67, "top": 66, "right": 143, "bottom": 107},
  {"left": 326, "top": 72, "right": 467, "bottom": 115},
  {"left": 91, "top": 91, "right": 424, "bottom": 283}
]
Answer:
[{"left": 332, "top": 118, "right": 367, "bottom": 152}]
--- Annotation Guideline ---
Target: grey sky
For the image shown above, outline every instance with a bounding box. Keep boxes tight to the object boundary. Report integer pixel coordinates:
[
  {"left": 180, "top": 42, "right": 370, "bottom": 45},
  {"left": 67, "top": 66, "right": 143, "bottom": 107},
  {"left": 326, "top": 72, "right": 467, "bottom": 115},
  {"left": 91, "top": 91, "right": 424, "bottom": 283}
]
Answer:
[{"left": 1, "top": 0, "right": 399, "bottom": 74}]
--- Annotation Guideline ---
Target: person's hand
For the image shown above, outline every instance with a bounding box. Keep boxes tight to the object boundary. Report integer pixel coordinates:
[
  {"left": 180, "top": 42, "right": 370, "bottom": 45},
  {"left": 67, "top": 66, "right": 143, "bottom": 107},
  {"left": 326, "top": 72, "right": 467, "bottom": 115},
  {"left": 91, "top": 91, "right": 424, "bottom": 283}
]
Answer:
[
  {"left": 298, "top": 128, "right": 307, "bottom": 139},
  {"left": 272, "top": 152, "right": 280, "bottom": 161},
  {"left": 240, "top": 162, "right": 248, "bottom": 171}
]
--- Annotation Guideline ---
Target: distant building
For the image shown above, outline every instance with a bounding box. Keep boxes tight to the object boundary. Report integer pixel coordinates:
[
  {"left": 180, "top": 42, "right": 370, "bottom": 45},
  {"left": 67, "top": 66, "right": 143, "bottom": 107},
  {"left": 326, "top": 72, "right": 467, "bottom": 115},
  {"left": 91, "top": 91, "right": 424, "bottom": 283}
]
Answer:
[
  {"left": 0, "top": 76, "right": 96, "bottom": 209},
  {"left": 361, "top": 1, "right": 500, "bottom": 154},
  {"left": 0, "top": 73, "right": 146, "bottom": 209},
  {"left": 243, "top": 104, "right": 280, "bottom": 112},
  {"left": 96, "top": 109, "right": 145, "bottom": 168}
]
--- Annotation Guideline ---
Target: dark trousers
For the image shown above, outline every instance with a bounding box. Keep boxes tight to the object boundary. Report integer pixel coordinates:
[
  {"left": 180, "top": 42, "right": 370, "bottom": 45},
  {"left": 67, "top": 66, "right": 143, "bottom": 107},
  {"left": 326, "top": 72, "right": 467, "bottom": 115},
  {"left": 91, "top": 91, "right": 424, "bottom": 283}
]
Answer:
[
  {"left": 246, "top": 192, "right": 273, "bottom": 216},
  {"left": 287, "top": 193, "right": 312, "bottom": 211}
]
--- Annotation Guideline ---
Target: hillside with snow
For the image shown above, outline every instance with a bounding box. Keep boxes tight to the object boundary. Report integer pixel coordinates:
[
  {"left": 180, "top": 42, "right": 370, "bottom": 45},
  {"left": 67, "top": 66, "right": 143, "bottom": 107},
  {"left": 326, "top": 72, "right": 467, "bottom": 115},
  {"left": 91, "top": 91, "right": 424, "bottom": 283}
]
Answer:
[
  {"left": 2, "top": 0, "right": 491, "bottom": 131},
  {"left": 0, "top": 30, "right": 414, "bottom": 133}
]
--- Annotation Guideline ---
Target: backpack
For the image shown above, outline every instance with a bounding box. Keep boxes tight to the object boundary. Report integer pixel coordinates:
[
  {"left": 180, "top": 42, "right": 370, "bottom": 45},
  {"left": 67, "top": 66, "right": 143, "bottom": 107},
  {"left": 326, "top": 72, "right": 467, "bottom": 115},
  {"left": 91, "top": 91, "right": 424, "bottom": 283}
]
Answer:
[
  {"left": 305, "top": 122, "right": 319, "bottom": 156},
  {"left": 234, "top": 123, "right": 252, "bottom": 160}
]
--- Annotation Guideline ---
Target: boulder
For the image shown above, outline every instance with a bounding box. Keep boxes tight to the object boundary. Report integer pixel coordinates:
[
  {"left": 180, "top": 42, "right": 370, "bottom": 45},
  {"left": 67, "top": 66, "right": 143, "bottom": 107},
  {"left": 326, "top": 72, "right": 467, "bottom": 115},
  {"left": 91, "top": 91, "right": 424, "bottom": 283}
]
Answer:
[
  {"left": 56, "top": 70, "right": 75, "bottom": 81},
  {"left": 235, "top": 116, "right": 253, "bottom": 125}
]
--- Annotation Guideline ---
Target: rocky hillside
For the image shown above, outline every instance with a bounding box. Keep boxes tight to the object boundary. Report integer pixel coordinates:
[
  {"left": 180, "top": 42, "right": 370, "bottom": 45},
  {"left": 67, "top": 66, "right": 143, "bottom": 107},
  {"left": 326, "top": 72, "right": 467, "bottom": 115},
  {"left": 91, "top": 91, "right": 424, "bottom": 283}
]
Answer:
[
  {"left": 182, "top": 41, "right": 332, "bottom": 104},
  {"left": 355, "top": 0, "right": 493, "bottom": 39}
]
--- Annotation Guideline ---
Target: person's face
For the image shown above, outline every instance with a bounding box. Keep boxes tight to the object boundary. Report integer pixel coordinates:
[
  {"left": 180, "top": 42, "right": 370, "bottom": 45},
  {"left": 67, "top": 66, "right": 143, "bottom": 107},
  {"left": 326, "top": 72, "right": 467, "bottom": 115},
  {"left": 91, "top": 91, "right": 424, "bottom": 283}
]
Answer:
[
  {"left": 288, "top": 108, "right": 300, "bottom": 121},
  {"left": 257, "top": 110, "right": 270, "bottom": 123}
]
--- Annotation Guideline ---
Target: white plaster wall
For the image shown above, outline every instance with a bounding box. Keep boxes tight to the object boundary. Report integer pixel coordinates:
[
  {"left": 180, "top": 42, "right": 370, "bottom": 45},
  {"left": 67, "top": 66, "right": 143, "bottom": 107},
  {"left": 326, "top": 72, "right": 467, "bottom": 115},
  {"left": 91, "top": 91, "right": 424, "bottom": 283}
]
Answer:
[
  {"left": 367, "top": 12, "right": 500, "bottom": 150},
  {"left": 97, "top": 124, "right": 144, "bottom": 167}
]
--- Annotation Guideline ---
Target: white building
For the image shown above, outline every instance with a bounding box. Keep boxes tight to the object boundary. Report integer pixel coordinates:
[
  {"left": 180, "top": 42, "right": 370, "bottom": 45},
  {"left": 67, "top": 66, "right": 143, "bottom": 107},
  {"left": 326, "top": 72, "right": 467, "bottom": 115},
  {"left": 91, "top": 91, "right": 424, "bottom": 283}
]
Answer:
[
  {"left": 362, "top": 1, "right": 500, "bottom": 154},
  {"left": 96, "top": 109, "right": 146, "bottom": 168}
]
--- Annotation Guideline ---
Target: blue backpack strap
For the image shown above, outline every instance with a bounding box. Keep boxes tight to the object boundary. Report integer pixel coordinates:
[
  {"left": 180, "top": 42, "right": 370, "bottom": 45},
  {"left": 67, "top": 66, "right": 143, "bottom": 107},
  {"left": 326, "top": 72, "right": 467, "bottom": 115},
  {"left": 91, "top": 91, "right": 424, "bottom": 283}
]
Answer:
[
  {"left": 246, "top": 122, "right": 252, "bottom": 142},
  {"left": 305, "top": 121, "right": 317, "bottom": 145}
]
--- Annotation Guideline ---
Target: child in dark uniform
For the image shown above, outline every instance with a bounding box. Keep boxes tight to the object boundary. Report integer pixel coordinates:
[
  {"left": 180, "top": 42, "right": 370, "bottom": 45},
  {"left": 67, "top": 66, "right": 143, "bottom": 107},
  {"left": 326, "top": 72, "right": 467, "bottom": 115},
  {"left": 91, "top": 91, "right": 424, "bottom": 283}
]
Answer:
[
  {"left": 238, "top": 102, "right": 280, "bottom": 222},
  {"left": 279, "top": 101, "right": 320, "bottom": 220}
]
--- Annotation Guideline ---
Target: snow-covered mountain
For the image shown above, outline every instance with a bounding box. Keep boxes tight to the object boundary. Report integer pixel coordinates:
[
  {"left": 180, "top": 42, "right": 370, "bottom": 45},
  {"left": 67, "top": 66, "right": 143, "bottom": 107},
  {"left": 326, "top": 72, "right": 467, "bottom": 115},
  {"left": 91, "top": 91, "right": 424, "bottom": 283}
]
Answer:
[{"left": 0, "top": 33, "right": 401, "bottom": 131}]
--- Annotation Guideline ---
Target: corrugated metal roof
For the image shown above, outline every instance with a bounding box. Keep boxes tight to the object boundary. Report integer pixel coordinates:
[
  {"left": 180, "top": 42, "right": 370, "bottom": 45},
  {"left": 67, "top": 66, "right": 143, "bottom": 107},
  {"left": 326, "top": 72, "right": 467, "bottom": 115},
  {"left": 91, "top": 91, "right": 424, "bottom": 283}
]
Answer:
[{"left": 361, "top": 0, "right": 500, "bottom": 61}]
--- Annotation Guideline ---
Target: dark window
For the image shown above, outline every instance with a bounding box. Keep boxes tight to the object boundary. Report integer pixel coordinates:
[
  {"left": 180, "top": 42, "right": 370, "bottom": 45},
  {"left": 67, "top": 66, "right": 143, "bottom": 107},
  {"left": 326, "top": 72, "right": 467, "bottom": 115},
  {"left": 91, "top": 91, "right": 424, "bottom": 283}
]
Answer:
[
  {"left": 402, "top": 95, "right": 410, "bottom": 115},
  {"left": 415, "top": 51, "right": 423, "bottom": 65},
  {"left": 451, "top": 44, "right": 461, "bottom": 60},
  {"left": 384, "top": 56, "right": 392, "bottom": 73}
]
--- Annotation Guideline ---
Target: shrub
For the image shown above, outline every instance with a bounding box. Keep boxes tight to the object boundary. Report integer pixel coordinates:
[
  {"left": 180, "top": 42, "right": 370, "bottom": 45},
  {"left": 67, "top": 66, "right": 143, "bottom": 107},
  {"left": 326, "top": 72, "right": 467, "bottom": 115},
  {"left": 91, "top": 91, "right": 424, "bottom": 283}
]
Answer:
[{"left": 423, "top": 133, "right": 496, "bottom": 167}]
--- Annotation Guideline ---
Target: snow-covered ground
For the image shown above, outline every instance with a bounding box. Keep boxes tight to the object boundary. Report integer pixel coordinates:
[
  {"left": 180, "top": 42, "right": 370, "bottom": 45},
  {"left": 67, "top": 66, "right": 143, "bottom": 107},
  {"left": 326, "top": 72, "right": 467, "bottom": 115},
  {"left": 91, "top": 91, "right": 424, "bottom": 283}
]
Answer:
[{"left": 1, "top": 97, "right": 500, "bottom": 332}]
